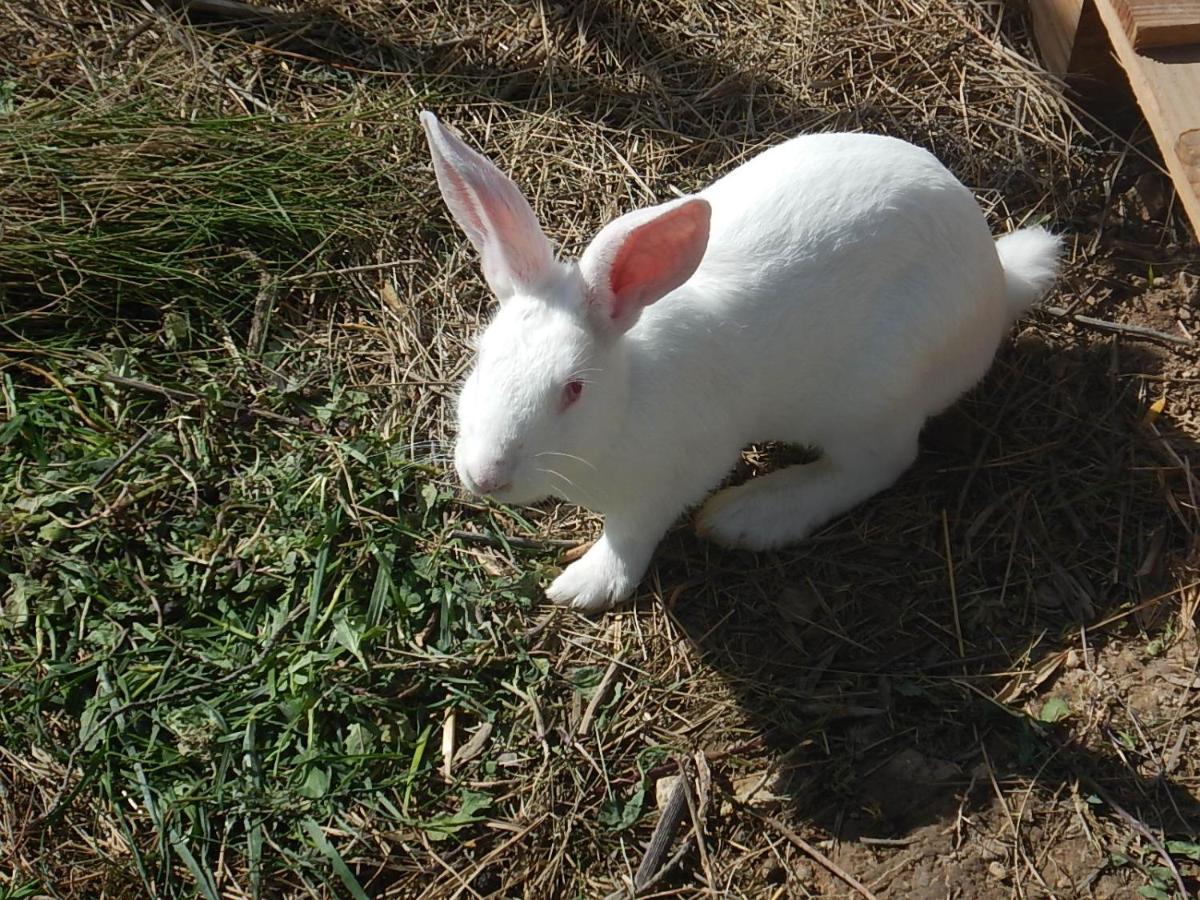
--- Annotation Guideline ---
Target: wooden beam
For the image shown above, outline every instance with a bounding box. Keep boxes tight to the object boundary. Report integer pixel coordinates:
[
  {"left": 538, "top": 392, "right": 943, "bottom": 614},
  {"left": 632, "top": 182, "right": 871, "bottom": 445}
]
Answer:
[
  {"left": 1111, "top": 0, "right": 1200, "bottom": 49},
  {"left": 1091, "top": 0, "right": 1200, "bottom": 237},
  {"left": 1030, "top": 0, "right": 1127, "bottom": 92},
  {"left": 1030, "top": 0, "right": 1086, "bottom": 75}
]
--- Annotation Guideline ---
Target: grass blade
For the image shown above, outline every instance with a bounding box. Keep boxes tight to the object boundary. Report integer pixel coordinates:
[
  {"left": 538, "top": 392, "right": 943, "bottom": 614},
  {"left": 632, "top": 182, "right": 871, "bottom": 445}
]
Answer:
[{"left": 300, "top": 819, "right": 369, "bottom": 900}]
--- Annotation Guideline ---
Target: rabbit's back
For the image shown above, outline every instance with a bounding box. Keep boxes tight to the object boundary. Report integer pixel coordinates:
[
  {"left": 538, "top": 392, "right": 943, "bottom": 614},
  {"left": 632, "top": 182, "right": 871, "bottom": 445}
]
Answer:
[
  {"left": 634, "top": 132, "right": 1010, "bottom": 445},
  {"left": 695, "top": 132, "right": 1000, "bottom": 308}
]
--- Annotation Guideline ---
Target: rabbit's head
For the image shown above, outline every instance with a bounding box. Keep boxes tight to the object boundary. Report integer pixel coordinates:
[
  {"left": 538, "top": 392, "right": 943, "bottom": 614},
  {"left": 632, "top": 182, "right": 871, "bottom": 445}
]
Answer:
[{"left": 421, "top": 112, "right": 710, "bottom": 505}]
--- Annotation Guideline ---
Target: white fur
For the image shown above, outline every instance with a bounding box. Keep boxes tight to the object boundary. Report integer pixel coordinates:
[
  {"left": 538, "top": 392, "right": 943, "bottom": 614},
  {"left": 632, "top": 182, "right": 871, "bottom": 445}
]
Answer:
[
  {"left": 995, "top": 226, "right": 1063, "bottom": 314},
  {"left": 422, "top": 114, "right": 1063, "bottom": 612}
]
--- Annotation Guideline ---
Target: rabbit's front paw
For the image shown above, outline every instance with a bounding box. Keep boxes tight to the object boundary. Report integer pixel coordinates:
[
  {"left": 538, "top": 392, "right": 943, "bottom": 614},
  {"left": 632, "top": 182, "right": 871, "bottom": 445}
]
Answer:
[{"left": 546, "top": 543, "right": 633, "bottom": 613}]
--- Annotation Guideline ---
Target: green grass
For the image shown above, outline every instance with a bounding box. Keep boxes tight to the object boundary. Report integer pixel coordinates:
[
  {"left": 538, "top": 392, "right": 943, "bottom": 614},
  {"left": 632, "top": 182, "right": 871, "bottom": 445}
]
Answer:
[
  {"left": 1, "top": 89, "right": 413, "bottom": 328},
  {"left": 0, "top": 79, "right": 555, "bottom": 896},
  {"left": 6, "top": 6, "right": 1200, "bottom": 896}
]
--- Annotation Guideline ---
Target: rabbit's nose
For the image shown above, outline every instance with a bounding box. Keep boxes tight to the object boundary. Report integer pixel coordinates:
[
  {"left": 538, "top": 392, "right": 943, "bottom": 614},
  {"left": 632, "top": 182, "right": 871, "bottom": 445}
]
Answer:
[{"left": 464, "top": 459, "right": 513, "bottom": 496}]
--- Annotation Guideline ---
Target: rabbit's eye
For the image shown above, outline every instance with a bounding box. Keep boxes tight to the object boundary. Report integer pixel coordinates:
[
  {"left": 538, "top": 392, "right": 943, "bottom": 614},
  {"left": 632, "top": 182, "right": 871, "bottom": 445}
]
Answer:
[{"left": 562, "top": 380, "right": 584, "bottom": 408}]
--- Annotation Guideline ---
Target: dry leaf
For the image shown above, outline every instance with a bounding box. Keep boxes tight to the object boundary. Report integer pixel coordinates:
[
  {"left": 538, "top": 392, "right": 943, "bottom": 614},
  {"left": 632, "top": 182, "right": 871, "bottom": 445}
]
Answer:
[
  {"left": 996, "top": 649, "right": 1069, "bottom": 704},
  {"left": 656, "top": 774, "right": 682, "bottom": 812},
  {"left": 379, "top": 279, "right": 402, "bottom": 315},
  {"left": 693, "top": 750, "right": 713, "bottom": 820},
  {"left": 453, "top": 721, "right": 494, "bottom": 766},
  {"left": 725, "top": 771, "right": 785, "bottom": 813},
  {"left": 1142, "top": 395, "right": 1166, "bottom": 426}
]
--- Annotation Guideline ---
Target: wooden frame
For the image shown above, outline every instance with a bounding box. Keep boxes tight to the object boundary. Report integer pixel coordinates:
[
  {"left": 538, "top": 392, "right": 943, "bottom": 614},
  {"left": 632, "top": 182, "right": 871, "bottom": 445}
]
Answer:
[{"left": 1031, "top": 0, "right": 1200, "bottom": 239}]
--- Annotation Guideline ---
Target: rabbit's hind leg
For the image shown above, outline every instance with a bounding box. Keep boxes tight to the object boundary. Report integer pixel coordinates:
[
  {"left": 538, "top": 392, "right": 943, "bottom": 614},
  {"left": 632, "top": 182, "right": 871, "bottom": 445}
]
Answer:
[{"left": 695, "top": 420, "right": 919, "bottom": 550}]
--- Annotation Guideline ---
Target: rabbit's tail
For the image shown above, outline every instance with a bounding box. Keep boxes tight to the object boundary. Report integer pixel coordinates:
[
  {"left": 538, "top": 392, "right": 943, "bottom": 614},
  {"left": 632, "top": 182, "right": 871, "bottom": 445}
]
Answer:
[{"left": 995, "top": 226, "right": 1063, "bottom": 317}]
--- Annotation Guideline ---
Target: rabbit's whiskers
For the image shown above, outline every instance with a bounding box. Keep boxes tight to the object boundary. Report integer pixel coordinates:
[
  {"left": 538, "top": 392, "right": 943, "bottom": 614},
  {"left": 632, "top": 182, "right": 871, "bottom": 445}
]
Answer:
[
  {"left": 537, "top": 466, "right": 595, "bottom": 506},
  {"left": 535, "top": 450, "right": 598, "bottom": 472}
]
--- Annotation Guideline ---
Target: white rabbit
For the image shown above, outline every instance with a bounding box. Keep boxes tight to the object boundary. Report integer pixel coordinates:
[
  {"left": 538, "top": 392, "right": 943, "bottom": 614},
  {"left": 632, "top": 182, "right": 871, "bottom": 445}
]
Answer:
[{"left": 421, "top": 112, "right": 1062, "bottom": 613}]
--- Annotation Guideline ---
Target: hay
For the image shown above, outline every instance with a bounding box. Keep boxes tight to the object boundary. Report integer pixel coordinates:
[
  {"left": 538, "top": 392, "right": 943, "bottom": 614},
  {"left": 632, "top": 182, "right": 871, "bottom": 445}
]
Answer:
[{"left": 3, "top": 0, "right": 1199, "bottom": 896}]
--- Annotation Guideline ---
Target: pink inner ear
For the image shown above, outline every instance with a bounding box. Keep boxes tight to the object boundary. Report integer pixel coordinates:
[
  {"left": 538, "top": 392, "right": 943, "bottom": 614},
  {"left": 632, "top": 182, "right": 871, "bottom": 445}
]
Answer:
[
  {"left": 439, "top": 163, "right": 489, "bottom": 242},
  {"left": 478, "top": 187, "right": 551, "bottom": 286},
  {"left": 606, "top": 200, "right": 710, "bottom": 321},
  {"left": 421, "top": 112, "right": 554, "bottom": 298}
]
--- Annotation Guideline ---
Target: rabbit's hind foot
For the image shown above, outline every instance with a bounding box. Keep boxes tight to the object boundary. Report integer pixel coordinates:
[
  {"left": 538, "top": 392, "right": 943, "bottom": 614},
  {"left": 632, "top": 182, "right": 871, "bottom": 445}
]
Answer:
[{"left": 695, "top": 425, "right": 919, "bottom": 550}]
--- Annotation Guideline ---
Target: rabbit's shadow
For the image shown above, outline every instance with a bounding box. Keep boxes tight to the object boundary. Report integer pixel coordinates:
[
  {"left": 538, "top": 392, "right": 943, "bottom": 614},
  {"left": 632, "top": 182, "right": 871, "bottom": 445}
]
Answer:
[{"left": 654, "top": 322, "right": 1200, "bottom": 877}]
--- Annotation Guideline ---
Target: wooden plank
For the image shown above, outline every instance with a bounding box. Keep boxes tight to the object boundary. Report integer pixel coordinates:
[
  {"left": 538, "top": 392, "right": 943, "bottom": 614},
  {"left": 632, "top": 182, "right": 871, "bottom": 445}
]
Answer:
[
  {"left": 1031, "top": 0, "right": 1127, "bottom": 93},
  {"left": 1178, "top": 129, "right": 1200, "bottom": 201},
  {"left": 1091, "top": 0, "right": 1200, "bottom": 238},
  {"left": 1031, "top": 0, "right": 1086, "bottom": 75},
  {"left": 1072, "top": 0, "right": 1133, "bottom": 85},
  {"left": 1111, "top": 0, "right": 1200, "bottom": 49}
]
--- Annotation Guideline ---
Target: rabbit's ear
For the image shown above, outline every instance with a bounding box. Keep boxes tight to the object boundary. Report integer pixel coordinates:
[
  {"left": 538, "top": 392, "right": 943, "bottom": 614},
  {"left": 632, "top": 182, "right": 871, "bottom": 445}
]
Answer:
[
  {"left": 421, "top": 112, "right": 555, "bottom": 301},
  {"left": 579, "top": 197, "right": 710, "bottom": 334}
]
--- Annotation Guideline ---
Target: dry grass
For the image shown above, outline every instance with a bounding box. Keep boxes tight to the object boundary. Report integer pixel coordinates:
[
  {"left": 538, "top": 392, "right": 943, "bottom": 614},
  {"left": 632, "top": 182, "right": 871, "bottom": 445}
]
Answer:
[{"left": 2, "top": 0, "right": 1200, "bottom": 897}]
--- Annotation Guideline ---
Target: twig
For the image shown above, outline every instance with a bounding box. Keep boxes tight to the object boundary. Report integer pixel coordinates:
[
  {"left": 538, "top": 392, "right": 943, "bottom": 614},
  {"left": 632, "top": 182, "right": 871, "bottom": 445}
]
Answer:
[
  {"left": 15, "top": 361, "right": 105, "bottom": 431},
  {"left": 282, "top": 259, "right": 421, "bottom": 281},
  {"left": 448, "top": 529, "right": 580, "bottom": 550},
  {"left": 1042, "top": 306, "right": 1193, "bottom": 346},
  {"left": 633, "top": 838, "right": 695, "bottom": 897},
  {"left": 942, "top": 509, "right": 966, "bottom": 665},
  {"left": 633, "top": 770, "right": 690, "bottom": 894},
  {"left": 449, "top": 813, "right": 551, "bottom": 900},
  {"left": 577, "top": 654, "right": 624, "bottom": 736},
  {"left": 859, "top": 835, "right": 920, "bottom": 847},
  {"left": 681, "top": 771, "right": 716, "bottom": 896},
  {"left": 1034, "top": 723, "right": 1189, "bottom": 899},
  {"left": 755, "top": 812, "right": 879, "bottom": 900},
  {"left": 93, "top": 426, "right": 160, "bottom": 489},
  {"left": 1092, "top": 782, "right": 1189, "bottom": 898},
  {"left": 605, "top": 838, "right": 694, "bottom": 900},
  {"left": 100, "top": 373, "right": 306, "bottom": 427},
  {"left": 159, "top": 0, "right": 282, "bottom": 22},
  {"left": 440, "top": 708, "right": 456, "bottom": 782}
]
